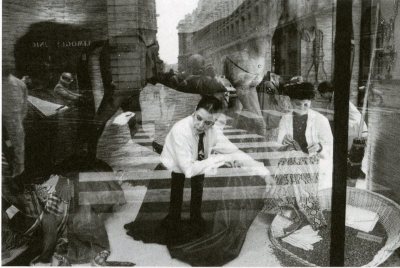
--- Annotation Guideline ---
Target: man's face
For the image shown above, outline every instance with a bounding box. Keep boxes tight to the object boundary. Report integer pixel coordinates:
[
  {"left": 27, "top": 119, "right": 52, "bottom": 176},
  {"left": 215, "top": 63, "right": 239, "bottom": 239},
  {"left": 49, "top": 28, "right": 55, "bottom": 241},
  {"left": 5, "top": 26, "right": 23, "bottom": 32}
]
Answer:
[
  {"left": 291, "top": 99, "right": 311, "bottom": 115},
  {"left": 193, "top": 108, "right": 215, "bottom": 134}
]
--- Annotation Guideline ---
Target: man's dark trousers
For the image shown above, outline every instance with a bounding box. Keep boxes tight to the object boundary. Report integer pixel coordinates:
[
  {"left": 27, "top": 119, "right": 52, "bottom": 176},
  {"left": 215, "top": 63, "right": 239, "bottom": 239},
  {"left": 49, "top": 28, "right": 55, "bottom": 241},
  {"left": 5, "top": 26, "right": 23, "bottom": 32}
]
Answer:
[{"left": 169, "top": 172, "right": 205, "bottom": 223}]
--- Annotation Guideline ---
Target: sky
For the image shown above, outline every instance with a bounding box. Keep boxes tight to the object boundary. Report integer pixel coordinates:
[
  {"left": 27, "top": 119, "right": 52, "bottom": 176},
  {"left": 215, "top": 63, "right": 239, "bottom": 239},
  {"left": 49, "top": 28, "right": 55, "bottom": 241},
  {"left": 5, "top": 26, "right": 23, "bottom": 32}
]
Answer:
[{"left": 155, "top": 0, "right": 199, "bottom": 64}]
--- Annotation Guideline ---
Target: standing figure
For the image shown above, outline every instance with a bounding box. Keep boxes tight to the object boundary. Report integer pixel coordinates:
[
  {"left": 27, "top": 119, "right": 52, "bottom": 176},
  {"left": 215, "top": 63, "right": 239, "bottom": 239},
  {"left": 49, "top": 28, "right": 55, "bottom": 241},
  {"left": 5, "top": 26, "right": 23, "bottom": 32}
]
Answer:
[
  {"left": 317, "top": 81, "right": 368, "bottom": 150},
  {"left": 222, "top": 53, "right": 267, "bottom": 137},
  {"left": 52, "top": 72, "right": 86, "bottom": 164},
  {"left": 317, "top": 81, "right": 369, "bottom": 177},
  {"left": 256, "top": 71, "right": 292, "bottom": 139},
  {"left": 86, "top": 39, "right": 175, "bottom": 161},
  {"left": 2, "top": 68, "right": 28, "bottom": 186}
]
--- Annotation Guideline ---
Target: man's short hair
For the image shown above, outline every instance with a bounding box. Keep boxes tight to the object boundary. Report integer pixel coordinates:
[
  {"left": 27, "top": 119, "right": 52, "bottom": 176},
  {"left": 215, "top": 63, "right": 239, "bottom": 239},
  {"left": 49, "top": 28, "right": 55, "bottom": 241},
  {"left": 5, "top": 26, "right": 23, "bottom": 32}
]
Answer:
[
  {"left": 196, "top": 95, "right": 223, "bottom": 114},
  {"left": 318, "top": 81, "right": 334, "bottom": 94}
]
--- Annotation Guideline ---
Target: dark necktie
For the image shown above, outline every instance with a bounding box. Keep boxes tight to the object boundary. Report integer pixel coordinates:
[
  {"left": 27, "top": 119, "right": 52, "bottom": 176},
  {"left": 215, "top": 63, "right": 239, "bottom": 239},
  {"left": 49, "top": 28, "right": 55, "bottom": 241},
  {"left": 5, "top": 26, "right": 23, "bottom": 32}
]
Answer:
[{"left": 198, "top": 133, "right": 205, "bottom": 160}]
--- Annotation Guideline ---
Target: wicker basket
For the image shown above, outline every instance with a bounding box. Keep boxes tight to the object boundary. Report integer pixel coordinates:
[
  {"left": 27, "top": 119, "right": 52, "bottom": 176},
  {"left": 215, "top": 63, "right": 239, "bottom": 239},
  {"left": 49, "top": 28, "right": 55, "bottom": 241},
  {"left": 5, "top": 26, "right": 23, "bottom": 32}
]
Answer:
[{"left": 268, "top": 187, "right": 400, "bottom": 267}]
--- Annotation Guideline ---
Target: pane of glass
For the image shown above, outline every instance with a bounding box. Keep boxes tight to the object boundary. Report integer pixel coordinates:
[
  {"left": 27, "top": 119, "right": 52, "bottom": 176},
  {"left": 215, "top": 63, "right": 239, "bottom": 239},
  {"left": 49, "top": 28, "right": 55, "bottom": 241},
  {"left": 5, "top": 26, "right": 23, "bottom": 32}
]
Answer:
[{"left": 2, "top": 0, "right": 399, "bottom": 267}]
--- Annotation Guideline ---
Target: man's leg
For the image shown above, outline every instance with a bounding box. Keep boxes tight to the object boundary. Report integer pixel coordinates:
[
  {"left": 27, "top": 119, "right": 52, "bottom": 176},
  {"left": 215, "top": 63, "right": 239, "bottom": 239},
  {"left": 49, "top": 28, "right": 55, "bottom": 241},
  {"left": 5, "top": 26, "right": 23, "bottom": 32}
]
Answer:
[
  {"left": 190, "top": 175, "right": 206, "bottom": 232},
  {"left": 164, "top": 172, "right": 185, "bottom": 244},
  {"left": 168, "top": 172, "right": 185, "bottom": 222}
]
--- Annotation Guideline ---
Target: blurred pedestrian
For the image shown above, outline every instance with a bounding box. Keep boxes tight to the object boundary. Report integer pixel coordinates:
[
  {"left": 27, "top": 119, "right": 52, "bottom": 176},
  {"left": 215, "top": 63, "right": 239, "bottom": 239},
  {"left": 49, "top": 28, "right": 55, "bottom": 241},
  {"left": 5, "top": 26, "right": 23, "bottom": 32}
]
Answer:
[
  {"left": 2, "top": 67, "right": 28, "bottom": 184},
  {"left": 53, "top": 72, "right": 83, "bottom": 106},
  {"left": 317, "top": 81, "right": 368, "bottom": 150}
]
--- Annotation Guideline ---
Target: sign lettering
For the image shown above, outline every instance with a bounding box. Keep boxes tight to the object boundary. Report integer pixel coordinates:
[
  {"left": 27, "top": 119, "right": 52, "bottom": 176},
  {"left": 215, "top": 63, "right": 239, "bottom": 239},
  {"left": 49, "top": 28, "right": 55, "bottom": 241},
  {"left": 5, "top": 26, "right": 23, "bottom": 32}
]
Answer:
[{"left": 32, "top": 40, "right": 91, "bottom": 48}]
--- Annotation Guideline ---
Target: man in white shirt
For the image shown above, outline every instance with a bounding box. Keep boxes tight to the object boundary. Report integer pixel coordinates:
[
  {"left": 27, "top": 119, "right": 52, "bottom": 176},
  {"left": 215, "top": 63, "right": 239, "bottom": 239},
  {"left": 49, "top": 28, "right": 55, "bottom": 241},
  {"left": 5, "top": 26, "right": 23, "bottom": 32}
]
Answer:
[
  {"left": 160, "top": 96, "right": 275, "bottom": 239},
  {"left": 152, "top": 54, "right": 231, "bottom": 155}
]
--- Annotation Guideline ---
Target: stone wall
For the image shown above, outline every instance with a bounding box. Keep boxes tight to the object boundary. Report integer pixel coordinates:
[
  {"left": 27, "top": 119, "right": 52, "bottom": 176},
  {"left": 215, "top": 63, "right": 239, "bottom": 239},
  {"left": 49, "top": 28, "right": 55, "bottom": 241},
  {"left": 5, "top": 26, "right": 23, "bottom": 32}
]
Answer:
[{"left": 106, "top": 0, "right": 157, "bottom": 92}]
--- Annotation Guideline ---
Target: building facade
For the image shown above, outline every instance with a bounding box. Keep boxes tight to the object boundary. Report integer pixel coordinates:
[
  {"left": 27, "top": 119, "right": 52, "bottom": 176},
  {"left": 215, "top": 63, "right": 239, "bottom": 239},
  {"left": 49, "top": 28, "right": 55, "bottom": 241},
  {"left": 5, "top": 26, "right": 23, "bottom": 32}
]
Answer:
[
  {"left": 2, "top": 0, "right": 157, "bottom": 92},
  {"left": 177, "top": 0, "right": 373, "bottom": 101}
]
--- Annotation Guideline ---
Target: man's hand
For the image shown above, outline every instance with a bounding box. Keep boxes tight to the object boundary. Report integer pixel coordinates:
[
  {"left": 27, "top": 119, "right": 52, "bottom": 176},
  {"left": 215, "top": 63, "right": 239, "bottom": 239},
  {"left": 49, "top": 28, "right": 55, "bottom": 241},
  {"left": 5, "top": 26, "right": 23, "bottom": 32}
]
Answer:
[
  {"left": 223, "top": 160, "right": 243, "bottom": 168},
  {"left": 207, "top": 154, "right": 226, "bottom": 168},
  {"left": 204, "top": 155, "right": 227, "bottom": 175}
]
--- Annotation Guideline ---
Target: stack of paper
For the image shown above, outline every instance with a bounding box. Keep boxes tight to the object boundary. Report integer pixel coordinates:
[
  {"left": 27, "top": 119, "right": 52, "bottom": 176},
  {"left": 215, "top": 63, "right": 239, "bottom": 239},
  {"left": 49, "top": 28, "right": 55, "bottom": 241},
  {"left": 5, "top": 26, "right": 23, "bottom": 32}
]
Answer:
[
  {"left": 271, "top": 214, "right": 298, "bottom": 238},
  {"left": 346, "top": 205, "right": 379, "bottom": 232},
  {"left": 282, "top": 225, "right": 322, "bottom": 251}
]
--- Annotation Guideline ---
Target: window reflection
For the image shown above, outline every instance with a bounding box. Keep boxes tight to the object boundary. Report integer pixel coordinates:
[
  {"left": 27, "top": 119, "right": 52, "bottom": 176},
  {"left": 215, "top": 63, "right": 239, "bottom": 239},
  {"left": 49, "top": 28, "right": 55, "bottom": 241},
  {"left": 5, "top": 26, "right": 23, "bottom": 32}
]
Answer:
[{"left": 2, "top": 0, "right": 400, "bottom": 266}]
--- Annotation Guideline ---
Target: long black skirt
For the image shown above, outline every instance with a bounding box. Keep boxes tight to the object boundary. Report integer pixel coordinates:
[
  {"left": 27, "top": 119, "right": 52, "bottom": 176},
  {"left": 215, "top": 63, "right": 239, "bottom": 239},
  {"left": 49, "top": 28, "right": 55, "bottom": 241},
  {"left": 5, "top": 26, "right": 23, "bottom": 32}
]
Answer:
[{"left": 124, "top": 172, "right": 266, "bottom": 266}]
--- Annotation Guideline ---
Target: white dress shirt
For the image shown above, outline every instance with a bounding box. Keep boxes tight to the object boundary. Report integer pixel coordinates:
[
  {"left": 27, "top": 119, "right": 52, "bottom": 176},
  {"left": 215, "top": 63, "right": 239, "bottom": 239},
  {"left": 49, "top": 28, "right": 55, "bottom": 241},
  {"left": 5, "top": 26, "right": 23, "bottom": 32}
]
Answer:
[{"left": 161, "top": 115, "right": 270, "bottom": 179}]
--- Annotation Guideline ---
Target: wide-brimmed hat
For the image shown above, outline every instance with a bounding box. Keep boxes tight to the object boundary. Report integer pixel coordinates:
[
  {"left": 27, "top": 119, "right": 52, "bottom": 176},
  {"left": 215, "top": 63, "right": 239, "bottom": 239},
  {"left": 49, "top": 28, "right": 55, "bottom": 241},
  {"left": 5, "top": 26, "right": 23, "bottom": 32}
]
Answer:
[{"left": 284, "top": 81, "right": 316, "bottom": 100}]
